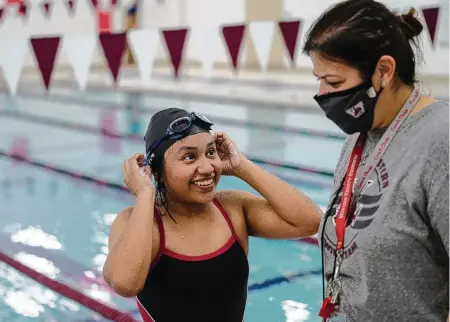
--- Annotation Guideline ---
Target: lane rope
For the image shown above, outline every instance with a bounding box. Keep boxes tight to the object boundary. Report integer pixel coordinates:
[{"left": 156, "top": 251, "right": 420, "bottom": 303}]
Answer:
[{"left": 0, "top": 251, "right": 137, "bottom": 321}]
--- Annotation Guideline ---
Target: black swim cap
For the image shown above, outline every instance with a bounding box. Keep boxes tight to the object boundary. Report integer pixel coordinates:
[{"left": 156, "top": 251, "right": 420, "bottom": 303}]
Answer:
[{"left": 144, "top": 108, "right": 212, "bottom": 167}]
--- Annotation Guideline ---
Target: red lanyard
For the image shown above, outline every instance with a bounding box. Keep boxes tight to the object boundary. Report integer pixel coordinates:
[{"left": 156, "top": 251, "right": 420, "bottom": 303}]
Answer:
[
  {"left": 335, "top": 133, "right": 365, "bottom": 250},
  {"left": 319, "top": 134, "right": 366, "bottom": 319}
]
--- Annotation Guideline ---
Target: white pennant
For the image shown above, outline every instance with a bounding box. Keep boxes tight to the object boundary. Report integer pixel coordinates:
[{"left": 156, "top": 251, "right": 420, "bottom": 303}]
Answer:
[
  {"left": 0, "top": 8, "right": 28, "bottom": 95},
  {"left": 49, "top": 1, "right": 73, "bottom": 35},
  {"left": 27, "top": 1, "right": 49, "bottom": 36},
  {"left": 98, "top": 0, "right": 110, "bottom": 11},
  {"left": 3, "top": 5, "right": 19, "bottom": 20},
  {"left": 72, "top": 0, "right": 96, "bottom": 33},
  {"left": 0, "top": 35, "right": 28, "bottom": 95},
  {"left": 127, "top": 28, "right": 159, "bottom": 85},
  {"left": 63, "top": 33, "right": 97, "bottom": 90},
  {"left": 191, "top": 25, "right": 219, "bottom": 78},
  {"left": 248, "top": 21, "right": 275, "bottom": 72}
]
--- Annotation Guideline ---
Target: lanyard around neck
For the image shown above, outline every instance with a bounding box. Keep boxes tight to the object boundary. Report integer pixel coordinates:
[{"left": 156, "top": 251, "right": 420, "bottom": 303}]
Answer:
[{"left": 335, "top": 86, "right": 420, "bottom": 250}]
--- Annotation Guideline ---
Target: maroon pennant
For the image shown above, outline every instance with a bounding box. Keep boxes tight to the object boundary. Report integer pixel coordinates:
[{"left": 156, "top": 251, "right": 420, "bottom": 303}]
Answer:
[
  {"left": 0, "top": 8, "right": 4, "bottom": 21},
  {"left": 66, "top": 0, "right": 75, "bottom": 13},
  {"left": 99, "top": 32, "right": 127, "bottom": 84},
  {"left": 221, "top": 24, "right": 246, "bottom": 71},
  {"left": 162, "top": 28, "right": 189, "bottom": 78},
  {"left": 278, "top": 20, "right": 301, "bottom": 65},
  {"left": 90, "top": 0, "right": 117, "bottom": 9},
  {"left": 19, "top": 3, "right": 27, "bottom": 16},
  {"left": 30, "top": 36, "right": 61, "bottom": 90},
  {"left": 422, "top": 7, "right": 439, "bottom": 46},
  {"left": 42, "top": 2, "right": 52, "bottom": 18}
]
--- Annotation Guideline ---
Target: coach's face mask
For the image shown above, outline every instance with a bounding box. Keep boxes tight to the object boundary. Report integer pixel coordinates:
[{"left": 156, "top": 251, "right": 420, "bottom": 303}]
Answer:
[{"left": 314, "top": 81, "right": 383, "bottom": 134}]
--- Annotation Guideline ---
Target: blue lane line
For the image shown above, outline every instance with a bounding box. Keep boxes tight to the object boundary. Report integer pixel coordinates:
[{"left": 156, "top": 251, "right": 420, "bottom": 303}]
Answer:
[
  {"left": 76, "top": 268, "right": 322, "bottom": 322},
  {"left": 248, "top": 268, "right": 322, "bottom": 291}
]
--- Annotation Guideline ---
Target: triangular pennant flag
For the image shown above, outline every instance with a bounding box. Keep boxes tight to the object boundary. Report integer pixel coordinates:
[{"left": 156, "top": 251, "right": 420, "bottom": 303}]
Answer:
[
  {"left": 18, "top": 2, "right": 27, "bottom": 16},
  {"left": 63, "top": 33, "right": 96, "bottom": 90},
  {"left": 162, "top": 28, "right": 188, "bottom": 78},
  {"left": 278, "top": 20, "right": 301, "bottom": 65},
  {"left": 30, "top": 36, "right": 61, "bottom": 90},
  {"left": 0, "top": 34, "right": 28, "bottom": 94},
  {"left": 0, "top": 8, "right": 4, "bottom": 21},
  {"left": 248, "top": 21, "right": 275, "bottom": 72},
  {"left": 91, "top": 0, "right": 99, "bottom": 8},
  {"left": 99, "top": 32, "right": 127, "bottom": 84},
  {"left": 127, "top": 28, "right": 159, "bottom": 84},
  {"left": 66, "top": 0, "right": 75, "bottom": 13},
  {"left": 191, "top": 26, "right": 219, "bottom": 78},
  {"left": 98, "top": 0, "right": 111, "bottom": 10},
  {"left": 42, "top": 2, "right": 51, "bottom": 17},
  {"left": 221, "top": 24, "right": 246, "bottom": 71},
  {"left": 422, "top": 7, "right": 439, "bottom": 46}
]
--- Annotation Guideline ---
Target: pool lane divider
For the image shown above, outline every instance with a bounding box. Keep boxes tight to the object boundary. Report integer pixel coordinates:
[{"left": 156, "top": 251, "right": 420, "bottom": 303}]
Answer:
[
  {"left": 0, "top": 109, "right": 335, "bottom": 178},
  {"left": 248, "top": 268, "right": 322, "bottom": 291},
  {"left": 0, "top": 251, "right": 137, "bottom": 322}
]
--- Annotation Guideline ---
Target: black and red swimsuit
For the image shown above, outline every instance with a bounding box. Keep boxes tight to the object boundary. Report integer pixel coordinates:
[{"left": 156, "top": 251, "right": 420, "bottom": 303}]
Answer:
[{"left": 136, "top": 199, "right": 249, "bottom": 322}]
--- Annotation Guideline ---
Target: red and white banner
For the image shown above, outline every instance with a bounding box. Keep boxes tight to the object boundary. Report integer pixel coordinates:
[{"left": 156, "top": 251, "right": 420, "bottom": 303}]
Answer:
[{"left": 0, "top": 1, "right": 445, "bottom": 94}]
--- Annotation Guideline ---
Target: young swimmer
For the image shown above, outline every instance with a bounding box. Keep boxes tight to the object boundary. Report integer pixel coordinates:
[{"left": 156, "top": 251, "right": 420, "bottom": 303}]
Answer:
[{"left": 103, "top": 108, "right": 323, "bottom": 322}]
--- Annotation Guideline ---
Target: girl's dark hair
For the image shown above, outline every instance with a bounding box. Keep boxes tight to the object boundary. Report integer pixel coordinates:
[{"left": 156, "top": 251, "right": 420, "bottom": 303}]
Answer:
[
  {"left": 302, "top": 0, "right": 424, "bottom": 86},
  {"left": 151, "top": 156, "right": 177, "bottom": 222}
]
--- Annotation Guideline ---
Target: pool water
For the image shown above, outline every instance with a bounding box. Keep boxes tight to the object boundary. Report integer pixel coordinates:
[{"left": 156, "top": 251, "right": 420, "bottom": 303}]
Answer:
[{"left": 0, "top": 90, "right": 341, "bottom": 322}]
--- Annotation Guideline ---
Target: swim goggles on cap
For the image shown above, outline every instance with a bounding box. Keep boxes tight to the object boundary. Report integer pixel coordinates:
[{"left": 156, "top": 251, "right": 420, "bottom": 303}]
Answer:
[{"left": 144, "top": 112, "right": 213, "bottom": 165}]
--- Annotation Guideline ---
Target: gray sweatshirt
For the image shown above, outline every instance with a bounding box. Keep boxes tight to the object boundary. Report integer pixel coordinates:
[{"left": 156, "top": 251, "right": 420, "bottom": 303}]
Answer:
[{"left": 320, "top": 100, "right": 449, "bottom": 321}]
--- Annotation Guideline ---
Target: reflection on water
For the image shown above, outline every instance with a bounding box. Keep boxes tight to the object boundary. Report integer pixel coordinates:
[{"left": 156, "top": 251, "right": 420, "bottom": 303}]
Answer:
[
  {"left": 0, "top": 263, "right": 80, "bottom": 318},
  {"left": 282, "top": 300, "right": 311, "bottom": 322},
  {"left": 14, "top": 252, "right": 60, "bottom": 279},
  {"left": 11, "top": 226, "right": 63, "bottom": 250},
  {"left": 91, "top": 211, "right": 118, "bottom": 273},
  {"left": 84, "top": 283, "right": 113, "bottom": 304}
]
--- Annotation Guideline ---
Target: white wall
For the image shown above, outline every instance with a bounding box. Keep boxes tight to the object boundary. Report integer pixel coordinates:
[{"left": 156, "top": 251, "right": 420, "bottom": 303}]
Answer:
[{"left": 0, "top": 0, "right": 447, "bottom": 76}]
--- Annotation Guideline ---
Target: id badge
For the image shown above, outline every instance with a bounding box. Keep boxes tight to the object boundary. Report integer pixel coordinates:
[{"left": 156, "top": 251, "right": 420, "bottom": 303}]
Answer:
[{"left": 326, "top": 312, "right": 347, "bottom": 322}]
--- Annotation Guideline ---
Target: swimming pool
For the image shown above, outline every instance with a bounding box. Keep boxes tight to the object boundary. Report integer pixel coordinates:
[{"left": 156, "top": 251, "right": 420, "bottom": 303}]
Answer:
[{"left": 0, "top": 89, "right": 341, "bottom": 322}]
